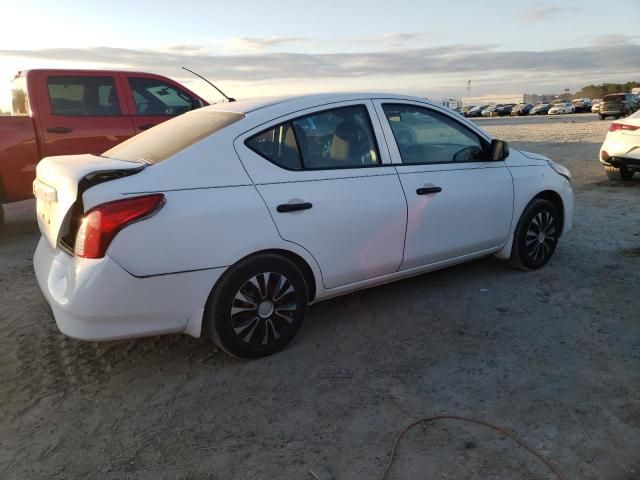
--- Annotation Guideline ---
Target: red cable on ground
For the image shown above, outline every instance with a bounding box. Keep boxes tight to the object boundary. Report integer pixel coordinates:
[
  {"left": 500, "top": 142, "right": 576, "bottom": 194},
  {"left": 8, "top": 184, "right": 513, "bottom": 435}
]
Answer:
[{"left": 381, "top": 415, "right": 567, "bottom": 480}]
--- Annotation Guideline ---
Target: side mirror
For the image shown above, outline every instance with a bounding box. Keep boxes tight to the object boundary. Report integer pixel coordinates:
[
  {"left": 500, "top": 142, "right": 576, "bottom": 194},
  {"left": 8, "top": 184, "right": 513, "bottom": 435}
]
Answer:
[{"left": 490, "top": 139, "right": 509, "bottom": 161}]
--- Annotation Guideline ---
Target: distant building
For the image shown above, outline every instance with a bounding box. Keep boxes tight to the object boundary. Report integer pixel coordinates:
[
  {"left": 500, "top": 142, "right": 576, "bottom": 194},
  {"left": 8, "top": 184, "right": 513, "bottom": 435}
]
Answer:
[
  {"left": 441, "top": 97, "right": 462, "bottom": 109},
  {"left": 524, "top": 93, "right": 568, "bottom": 104},
  {"left": 462, "top": 93, "right": 568, "bottom": 106},
  {"left": 461, "top": 94, "right": 524, "bottom": 106}
]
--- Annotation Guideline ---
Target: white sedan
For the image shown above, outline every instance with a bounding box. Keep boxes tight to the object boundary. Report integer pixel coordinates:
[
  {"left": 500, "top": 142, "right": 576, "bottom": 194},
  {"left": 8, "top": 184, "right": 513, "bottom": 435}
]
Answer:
[
  {"left": 548, "top": 103, "right": 575, "bottom": 115},
  {"left": 33, "top": 93, "right": 574, "bottom": 358},
  {"left": 600, "top": 110, "right": 640, "bottom": 180}
]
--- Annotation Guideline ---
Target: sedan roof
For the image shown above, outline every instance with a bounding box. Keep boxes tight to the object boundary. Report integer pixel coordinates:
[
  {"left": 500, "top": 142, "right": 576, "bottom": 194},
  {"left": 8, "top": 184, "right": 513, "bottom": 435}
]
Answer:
[{"left": 207, "top": 92, "right": 436, "bottom": 116}]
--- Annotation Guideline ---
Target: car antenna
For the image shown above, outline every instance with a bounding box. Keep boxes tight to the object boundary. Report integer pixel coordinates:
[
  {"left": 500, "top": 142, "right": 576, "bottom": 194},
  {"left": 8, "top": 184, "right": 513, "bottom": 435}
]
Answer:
[{"left": 181, "top": 66, "right": 236, "bottom": 102}]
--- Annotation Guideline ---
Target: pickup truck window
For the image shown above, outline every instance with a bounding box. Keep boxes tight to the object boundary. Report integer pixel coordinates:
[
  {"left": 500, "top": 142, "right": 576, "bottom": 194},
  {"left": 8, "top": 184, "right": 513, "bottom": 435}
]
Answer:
[
  {"left": 103, "top": 110, "right": 244, "bottom": 164},
  {"left": 47, "top": 76, "right": 121, "bottom": 116},
  {"left": 128, "top": 77, "right": 196, "bottom": 116},
  {"left": 11, "top": 76, "right": 29, "bottom": 116}
]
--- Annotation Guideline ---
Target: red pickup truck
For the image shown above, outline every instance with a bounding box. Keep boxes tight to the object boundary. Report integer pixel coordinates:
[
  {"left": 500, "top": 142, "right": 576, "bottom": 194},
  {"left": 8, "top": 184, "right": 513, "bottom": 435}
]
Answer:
[{"left": 0, "top": 69, "right": 208, "bottom": 227}]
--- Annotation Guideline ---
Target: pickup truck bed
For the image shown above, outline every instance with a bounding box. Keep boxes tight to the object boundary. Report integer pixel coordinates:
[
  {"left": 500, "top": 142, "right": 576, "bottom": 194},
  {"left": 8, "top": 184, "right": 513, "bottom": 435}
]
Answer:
[{"left": 0, "top": 117, "right": 39, "bottom": 203}]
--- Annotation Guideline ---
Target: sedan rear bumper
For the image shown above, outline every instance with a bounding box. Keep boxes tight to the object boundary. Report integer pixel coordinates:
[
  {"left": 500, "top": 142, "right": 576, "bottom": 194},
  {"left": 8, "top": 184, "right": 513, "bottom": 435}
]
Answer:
[
  {"left": 600, "top": 156, "right": 640, "bottom": 170},
  {"left": 33, "top": 236, "right": 225, "bottom": 341}
]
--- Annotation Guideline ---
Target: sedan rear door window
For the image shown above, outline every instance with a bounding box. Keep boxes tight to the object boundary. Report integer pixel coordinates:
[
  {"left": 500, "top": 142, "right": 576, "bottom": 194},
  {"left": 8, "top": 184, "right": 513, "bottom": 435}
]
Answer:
[
  {"left": 245, "top": 123, "right": 303, "bottom": 170},
  {"left": 246, "top": 105, "right": 380, "bottom": 170}
]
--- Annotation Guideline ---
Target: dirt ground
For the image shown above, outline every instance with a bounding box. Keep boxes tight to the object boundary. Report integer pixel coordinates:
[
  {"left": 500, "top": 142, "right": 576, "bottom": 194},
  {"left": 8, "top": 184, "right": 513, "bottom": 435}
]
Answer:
[{"left": 1, "top": 113, "right": 639, "bottom": 479}]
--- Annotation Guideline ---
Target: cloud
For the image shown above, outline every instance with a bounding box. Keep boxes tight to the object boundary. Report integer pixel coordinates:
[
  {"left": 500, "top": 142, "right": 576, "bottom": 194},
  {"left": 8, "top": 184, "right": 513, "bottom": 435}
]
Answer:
[
  {"left": 227, "top": 36, "right": 308, "bottom": 52},
  {"left": 377, "top": 32, "right": 431, "bottom": 47},
  {"left": 591, "top": 34, "right": 639, "bottom": 47},
  {"left": 2, "top": 43, "right": 637, "bottom": 84},
  {"left": 518, "top": 4, "right": 575, "bottom": 22},
  {"left": 164, "top": 45, "right": 207, "bottom": 54}
]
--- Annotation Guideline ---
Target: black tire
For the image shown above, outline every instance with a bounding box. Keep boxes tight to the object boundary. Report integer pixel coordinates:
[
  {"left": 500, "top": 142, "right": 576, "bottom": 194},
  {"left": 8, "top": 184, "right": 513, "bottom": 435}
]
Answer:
[
  {"left": 204, "top": 253, "right": 309, "bottom": 358},
  {"left": 509, "top": 198, "right": 561, "bottom": 271},
  {"left": 605, "top": 165, "right": 634, "bottom": 181}
]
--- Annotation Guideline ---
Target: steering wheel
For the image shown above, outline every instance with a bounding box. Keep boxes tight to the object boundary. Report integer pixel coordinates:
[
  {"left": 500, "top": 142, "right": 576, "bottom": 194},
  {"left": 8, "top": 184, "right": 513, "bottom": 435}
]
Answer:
[{"left": 453, "top": 145, "right": 482, "bottom": 162}]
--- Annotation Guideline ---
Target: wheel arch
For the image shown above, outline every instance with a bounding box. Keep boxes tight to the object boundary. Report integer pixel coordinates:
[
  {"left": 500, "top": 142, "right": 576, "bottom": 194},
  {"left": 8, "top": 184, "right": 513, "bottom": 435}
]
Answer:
[
  {"left": 259, "top": 248, "right": 318, "bottom": 302},
  {"left": 532, "top": 190, "right": 565, "bottom": 235},
  {"left": 208, "top": 248, "right": 319, "bottom": 305},
  {"left": 494, "top": 188, "right": 566, "bottom": 261}
]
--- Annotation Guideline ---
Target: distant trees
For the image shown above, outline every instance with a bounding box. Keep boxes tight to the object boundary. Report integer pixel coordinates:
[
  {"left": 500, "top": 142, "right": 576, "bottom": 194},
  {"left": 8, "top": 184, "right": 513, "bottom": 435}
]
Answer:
[{"left": 574, "top": 81, "right": 640, "bottom": 99}]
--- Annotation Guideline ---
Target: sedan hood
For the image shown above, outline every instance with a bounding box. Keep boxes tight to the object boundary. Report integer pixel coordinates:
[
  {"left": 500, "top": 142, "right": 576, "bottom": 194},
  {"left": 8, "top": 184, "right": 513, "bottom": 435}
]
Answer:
[{"left": 520, "top": 150, "right": 551, "bottom": 162}]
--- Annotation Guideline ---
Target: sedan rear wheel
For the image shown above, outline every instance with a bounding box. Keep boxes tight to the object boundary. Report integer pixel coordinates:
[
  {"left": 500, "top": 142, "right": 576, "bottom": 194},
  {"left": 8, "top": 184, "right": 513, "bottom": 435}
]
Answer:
[
  {"left": 509, "top": 198, "right": 560, "bottom": 270},
  {"left": 204, "top": 253, "right": 308, "bottom": 358}
]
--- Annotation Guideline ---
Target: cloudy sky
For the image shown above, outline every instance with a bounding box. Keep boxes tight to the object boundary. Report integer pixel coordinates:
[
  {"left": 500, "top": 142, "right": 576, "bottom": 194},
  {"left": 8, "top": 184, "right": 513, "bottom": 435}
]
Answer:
[{"left": 1, "top": 0, "right": 639, "bottom": 110}]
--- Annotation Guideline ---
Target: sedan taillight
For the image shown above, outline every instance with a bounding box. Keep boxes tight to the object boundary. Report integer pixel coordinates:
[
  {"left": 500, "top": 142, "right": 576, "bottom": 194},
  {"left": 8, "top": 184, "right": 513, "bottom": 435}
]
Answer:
[
  {"left": 75, "top": 194, "right": 165, "bottom": 259},
  {"left": 609, "top": 123, "right": 640, "bottom": 132}
]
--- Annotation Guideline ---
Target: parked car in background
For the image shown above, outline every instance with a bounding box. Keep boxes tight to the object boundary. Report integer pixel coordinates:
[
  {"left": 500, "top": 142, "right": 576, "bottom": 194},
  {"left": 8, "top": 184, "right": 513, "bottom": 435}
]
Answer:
[
  {"left": 33, "top": 92, "right": 573, "bottom": 358},
  {"left": 548, "top": 103, "right": 575, "bottom": 115},
  {"left": 599, "top": 109, "right": 640, "bottom": 180},
  {"left": 492, "top": 104, "right": 516, "bottom": 117},
  {"left": 572, "top": 98, "right": 592, "bottom": 113},
  {"left": 591, "top": 99, "right": 602, "bottom": 113},
  {"left": 599, "top": 93, "right": 639, "bottom": 120},
  {"left": 530, "top": 103, "right": 552, "bottom": 115},
  {"left": 460, "top": 106, "right": 475, "bottom": 116},
  {"left": 482, "top": 104, "right": 501, "bottom": 117},
  {"left": 511, "top": 103, "right": 534, "bottom": 116},
  {"left": 465, "top": 105, "right": 489, "bottom": 117},
  {"left": 0, "top": 69, "right": 208, "bottom": 228}
]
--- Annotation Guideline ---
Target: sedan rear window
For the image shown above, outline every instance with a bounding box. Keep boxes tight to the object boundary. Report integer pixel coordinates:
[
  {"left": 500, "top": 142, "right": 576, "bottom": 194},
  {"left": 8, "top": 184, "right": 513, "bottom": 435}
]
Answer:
[{"left": 103, "top": 109, "right": 244, "bottom": 164}]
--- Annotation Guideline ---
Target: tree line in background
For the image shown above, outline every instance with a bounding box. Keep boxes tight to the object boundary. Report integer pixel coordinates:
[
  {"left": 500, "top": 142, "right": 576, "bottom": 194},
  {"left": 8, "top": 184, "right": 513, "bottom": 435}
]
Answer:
[{"left": 574, "top": 81, "right": 640, "bottom": 99}]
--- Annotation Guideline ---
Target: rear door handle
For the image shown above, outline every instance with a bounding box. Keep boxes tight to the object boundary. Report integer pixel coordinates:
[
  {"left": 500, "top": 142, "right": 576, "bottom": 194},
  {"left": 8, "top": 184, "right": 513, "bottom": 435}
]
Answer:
[
  {"left": 46, "top": 127, "right": 73, "bottom": 134},
  {"left": 138, "top": 124, "right": 156, "bottom": 131},
  {"left": 416, "top": 186, "right": 442, "bottom": 195},
  {"left": 277, "top": 202, "right": 313, "bottom": 213}
]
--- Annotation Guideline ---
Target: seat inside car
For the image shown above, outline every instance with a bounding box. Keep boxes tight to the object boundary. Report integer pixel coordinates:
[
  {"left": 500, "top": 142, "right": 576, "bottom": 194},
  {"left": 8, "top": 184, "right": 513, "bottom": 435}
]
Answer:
[{"left": 330, "top": 121, "right": 370, "bottom": 166}]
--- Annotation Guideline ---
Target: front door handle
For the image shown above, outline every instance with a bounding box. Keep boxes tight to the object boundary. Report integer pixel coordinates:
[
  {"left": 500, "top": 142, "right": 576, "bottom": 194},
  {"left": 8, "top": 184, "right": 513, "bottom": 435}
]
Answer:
[
  {"left": 46, "top": 126, "right": 73, "bottom": 134},
  {"left": 416, "top": 186, "right": 442, "bottom": 195},
  {"left": 138, "top": 123, "right": 156, "bottom": 131},
  {"left": 277, "top": 202, "right": 313, "bottom": 213}
]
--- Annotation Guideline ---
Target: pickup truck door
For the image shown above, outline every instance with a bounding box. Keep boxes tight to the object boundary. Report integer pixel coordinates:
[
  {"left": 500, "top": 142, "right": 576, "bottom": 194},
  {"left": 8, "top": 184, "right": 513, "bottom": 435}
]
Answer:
[
  {"left": 122, "top": 74, "right": 203, "bottom": 134},
  {"left": 36, "top": 73, "right": 135, "bottom": 158}
]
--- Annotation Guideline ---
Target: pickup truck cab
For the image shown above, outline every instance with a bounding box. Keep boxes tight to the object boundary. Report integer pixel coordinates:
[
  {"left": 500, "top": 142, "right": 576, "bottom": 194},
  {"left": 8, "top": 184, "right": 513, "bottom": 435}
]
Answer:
[{"left": 0, "top": 69, "right": 208, "bottom": 226}]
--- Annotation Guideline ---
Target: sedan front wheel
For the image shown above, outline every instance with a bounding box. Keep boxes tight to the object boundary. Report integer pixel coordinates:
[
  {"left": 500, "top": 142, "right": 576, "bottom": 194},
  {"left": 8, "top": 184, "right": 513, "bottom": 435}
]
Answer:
[{"left": 509, "top": 199, "right": 560, "bottom": 270}]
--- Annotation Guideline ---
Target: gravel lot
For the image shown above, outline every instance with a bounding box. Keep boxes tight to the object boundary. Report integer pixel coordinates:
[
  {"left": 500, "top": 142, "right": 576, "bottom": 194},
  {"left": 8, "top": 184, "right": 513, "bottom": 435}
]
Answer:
[{"left": 1, "top": 113, "right": 639, "bottom": 479}]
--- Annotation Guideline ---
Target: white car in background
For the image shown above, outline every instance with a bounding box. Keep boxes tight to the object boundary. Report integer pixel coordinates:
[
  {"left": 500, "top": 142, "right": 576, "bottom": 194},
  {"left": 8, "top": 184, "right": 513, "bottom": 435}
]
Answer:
[
  {"left": 33, "top": 93, "right": 574, "bottom": 358},
  {"left": 600, "top": 109, "right": 640, "bottom": 180},
  {"left": 548, "top": 102, "right": 575, "bottom": 115}
]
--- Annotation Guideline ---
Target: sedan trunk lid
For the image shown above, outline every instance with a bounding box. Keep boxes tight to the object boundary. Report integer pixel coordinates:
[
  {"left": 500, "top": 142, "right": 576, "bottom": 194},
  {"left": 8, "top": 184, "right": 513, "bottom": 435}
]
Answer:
[{"left": 34, "top": 154, "right": 146, "bottom": 249}]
